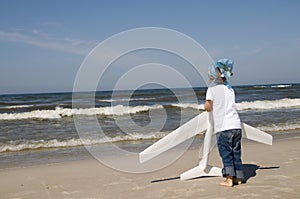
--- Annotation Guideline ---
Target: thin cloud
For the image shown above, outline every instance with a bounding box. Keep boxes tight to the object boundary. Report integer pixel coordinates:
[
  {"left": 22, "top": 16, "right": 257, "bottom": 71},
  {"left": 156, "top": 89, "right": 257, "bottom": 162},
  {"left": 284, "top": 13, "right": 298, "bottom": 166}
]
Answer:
[
  {"left": 38, "top": 21, "right": 63, "bottom": 28},
  {"left": 248, "top": 47, "right": 263, "bottom": 55},
  {"left": 0, "top": 30, "right": 98, "bottom": 55}
]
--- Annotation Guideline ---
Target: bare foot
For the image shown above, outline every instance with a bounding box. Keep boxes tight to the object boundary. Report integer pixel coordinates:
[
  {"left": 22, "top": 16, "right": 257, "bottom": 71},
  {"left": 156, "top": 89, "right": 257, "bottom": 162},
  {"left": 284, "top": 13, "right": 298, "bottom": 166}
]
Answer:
[
  {"left": 234, "top": 178, "right": 242, "bottom": 185},
  {"left": 219, "top": 176, "right": 233, "bottom": 187}
]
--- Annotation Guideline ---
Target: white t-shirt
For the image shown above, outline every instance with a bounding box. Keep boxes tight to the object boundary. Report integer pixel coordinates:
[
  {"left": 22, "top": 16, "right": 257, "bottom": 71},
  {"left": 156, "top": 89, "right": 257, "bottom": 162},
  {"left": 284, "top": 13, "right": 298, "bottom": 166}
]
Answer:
[{"left": 206, "top": 85, "right": 241, "bottom": 132}]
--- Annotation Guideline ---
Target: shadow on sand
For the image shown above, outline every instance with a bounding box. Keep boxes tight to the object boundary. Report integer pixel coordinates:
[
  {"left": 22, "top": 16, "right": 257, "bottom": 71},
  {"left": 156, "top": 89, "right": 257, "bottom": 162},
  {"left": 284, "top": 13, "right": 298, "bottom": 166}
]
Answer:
[
  {"left": 243, "top": 164, "right": 280, "bottom": 183},
  {"left": 151, "top": 164, "right": 280, "bottom": 183}
]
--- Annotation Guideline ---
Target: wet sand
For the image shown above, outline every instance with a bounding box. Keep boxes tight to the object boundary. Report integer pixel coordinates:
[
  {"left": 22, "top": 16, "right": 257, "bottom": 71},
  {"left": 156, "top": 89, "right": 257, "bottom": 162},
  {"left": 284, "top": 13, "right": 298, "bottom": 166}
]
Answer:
[{"left": 0, "top": 136, "right": 299, "bottom": 199}]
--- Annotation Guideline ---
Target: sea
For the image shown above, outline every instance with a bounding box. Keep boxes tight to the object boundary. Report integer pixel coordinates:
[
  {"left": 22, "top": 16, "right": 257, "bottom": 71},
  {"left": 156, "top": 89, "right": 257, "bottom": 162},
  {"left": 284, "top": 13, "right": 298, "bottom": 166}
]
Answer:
[{"left": 0, "top": 83, "right": 300, "bottom": 169}]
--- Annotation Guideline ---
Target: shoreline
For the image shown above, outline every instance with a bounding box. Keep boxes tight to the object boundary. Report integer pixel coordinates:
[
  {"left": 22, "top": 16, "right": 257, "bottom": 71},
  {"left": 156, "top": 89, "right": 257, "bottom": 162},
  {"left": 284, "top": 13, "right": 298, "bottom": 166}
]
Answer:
[
  {"left": 1, "top": 130, "right": 300, "bottom": 170},
  {"left": 0, "top": 135, "right": 300, "bottom": 198},
  {"left": 1, "top": 130, "right": 299, "bottom": 170}
]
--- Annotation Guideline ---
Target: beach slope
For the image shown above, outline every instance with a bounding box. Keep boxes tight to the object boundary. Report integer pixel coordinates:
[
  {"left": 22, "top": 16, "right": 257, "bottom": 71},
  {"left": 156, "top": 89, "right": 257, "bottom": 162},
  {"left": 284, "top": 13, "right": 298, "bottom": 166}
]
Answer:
[{"left": 0, "top": 137, "right": 299, "bottom": 199}]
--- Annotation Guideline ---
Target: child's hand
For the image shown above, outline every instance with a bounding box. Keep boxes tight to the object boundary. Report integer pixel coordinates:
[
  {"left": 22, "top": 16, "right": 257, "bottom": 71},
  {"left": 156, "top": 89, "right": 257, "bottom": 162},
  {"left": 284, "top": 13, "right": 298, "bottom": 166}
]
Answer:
[{"left": 205, "top": 100, "right": 212, "bottom": 112}]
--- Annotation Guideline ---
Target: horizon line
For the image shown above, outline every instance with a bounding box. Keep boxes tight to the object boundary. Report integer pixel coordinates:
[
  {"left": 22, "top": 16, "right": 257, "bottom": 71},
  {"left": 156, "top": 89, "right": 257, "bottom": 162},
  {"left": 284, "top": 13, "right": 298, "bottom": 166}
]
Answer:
[{"left": 1, "top": 82, "right": 298, "bottom": 96}]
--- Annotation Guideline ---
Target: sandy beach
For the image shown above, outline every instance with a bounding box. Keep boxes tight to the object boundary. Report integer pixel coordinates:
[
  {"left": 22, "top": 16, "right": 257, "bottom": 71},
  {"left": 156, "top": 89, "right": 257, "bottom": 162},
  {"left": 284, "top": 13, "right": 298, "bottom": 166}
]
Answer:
[
  {"left": 0, "top": 135, "right": 299, "bottom": 199},
  {"left": 1, "top": 0, "right": 300, "bottom": 198}
]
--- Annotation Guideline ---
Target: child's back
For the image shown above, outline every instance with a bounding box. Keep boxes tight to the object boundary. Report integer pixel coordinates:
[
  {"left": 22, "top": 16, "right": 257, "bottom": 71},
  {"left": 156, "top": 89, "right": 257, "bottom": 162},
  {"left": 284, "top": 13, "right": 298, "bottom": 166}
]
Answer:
[
  {"left": 206, "top": 84, "right": 241, "bottom": 133},
  {"left": 205, "top": 59, "right": 244, "bottom": 187}
]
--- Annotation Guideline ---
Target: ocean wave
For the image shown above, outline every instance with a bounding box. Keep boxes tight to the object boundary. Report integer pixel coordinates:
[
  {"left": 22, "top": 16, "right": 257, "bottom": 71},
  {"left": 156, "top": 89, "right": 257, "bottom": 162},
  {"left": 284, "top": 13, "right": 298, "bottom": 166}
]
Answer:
[
  {"left": 258, "top": 122, "right": 300, "bottom": 132},
  {"left": 236, "top": 98, "right": 300, "bottom": 110},
  {"left": 0, "top": 104, "right": 34, "bottom": 109},
  {"left": 253, "top": 84, "right": 292, "bottom": 89},
  {"left": 171, "top": 98, "right": 300, "bottom": 111},
  {"left": 271, "top": 84, "right": 292, "bottom": 88},
  {"left": 0, "top": 104, "right": 163, "bottom": 120},
  {"left": 253, "top": 85, "right": 268, "bottom": 88},
  {"left": 0, "top": 132, "right": 168, "bottom": 153},
  {"left": 98, "top": 97, "right": 156, "bottom": 102},
  {"left": 171, "top": 103, "right": 204, "bottom": 110},
  {"left": 0, "top": 98, "right": 299, "bottom": 120},
  {"left": 1, "top": 120, "right": 299, "bottom": 153}
]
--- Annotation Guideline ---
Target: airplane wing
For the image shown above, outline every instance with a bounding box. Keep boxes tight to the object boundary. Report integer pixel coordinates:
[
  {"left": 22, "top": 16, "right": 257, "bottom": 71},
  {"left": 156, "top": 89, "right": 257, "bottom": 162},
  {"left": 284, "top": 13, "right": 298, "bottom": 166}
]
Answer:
[
  {"left": 139, "top": 112, "right": 208, "bottom": 163},
  {"left": 198, "top": 122, "right": 273, "bottom": 159},
  {"left": 139, "top": 112, "right": 273, "bottom": 164},
  {"left": 242, "top": 123, "right": 273, "bottom": 145}
]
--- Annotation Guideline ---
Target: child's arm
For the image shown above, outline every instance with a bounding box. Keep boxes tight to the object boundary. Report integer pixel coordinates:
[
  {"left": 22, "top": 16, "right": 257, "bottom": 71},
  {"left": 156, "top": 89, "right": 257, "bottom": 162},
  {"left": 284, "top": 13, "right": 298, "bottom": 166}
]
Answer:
[{"left": 205, "top": 100, "right": 212, "bottom": 112}]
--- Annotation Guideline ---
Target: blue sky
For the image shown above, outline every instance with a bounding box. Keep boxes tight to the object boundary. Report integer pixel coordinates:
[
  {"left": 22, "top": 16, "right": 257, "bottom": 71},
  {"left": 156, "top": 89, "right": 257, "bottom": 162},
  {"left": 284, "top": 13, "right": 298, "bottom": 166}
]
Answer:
[{"left": 0, "top": 0, "right": 299, "bottom": 94}]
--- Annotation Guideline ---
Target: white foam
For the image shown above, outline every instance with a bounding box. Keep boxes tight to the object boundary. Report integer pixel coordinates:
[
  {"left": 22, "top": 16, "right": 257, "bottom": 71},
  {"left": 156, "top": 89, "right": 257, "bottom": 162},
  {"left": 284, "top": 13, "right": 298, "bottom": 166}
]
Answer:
[
  {"left": 0, "top": 104, "right": 163, "bottom": 120},
  {"left": 171, "top": 98, "right": 300, "bottom": 111},
  {"left": 1, "top": 105, "right": 34, "bottom": 109},
  {"left": 236, "top": 98, "right": 300, "bottom": 110},
  {"left": 253, "top": 85, "right": 267, "bottom": 88},
  {"left": 1, "top": 98, "right": 299, "bottom": 121},
  {"left": 258, "top": 122, "right": 300, "bottom": 132},
  {"left": 171, "top": 103, "right": 204, "bottom": 110},
  {"left": 253, "top": 84, "right": 292, "bottom": 88},
  {"left": 271, "top": 84, "right": 292, "bottom": 88},
  {"left": 98, "top": 97, "right": 155, "bottom": 102},
  {"left": 0, "top": 131, "right": 168, "bottom": 153}
]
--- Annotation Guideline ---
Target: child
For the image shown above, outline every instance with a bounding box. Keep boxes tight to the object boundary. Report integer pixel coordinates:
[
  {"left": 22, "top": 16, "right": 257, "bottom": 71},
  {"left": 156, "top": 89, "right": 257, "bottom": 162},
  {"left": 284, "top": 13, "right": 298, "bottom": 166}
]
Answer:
[{"left": 204, "top": 59, "right": 244, "bottom": 187}]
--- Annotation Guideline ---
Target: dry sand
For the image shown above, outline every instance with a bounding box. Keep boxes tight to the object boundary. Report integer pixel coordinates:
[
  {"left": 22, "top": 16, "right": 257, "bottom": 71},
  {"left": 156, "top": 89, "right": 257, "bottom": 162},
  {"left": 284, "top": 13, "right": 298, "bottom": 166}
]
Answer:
[{"left": 0, "top": 136, "right": 299, "bottom": 199}]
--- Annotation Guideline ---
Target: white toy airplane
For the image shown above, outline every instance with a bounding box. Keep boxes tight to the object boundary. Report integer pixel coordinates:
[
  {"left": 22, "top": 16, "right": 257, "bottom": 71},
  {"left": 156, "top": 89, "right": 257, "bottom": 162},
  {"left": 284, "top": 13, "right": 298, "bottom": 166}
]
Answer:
[{"left": 139, "top": 111, "right": 272, "bottom": 180}]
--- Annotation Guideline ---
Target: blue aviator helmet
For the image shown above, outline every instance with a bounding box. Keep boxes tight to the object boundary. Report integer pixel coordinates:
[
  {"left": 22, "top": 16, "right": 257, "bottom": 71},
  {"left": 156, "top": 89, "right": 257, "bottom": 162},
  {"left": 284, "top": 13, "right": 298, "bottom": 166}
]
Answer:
[{"left": 208, "top": 59, "right": 234, "bottom": 88}]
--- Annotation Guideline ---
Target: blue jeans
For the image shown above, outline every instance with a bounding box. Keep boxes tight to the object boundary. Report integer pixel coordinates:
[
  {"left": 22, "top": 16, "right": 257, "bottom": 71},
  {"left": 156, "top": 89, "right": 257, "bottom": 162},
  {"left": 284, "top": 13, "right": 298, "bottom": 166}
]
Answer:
[{"left": 216, "top": 129, "right": 244, "bottom": 179}]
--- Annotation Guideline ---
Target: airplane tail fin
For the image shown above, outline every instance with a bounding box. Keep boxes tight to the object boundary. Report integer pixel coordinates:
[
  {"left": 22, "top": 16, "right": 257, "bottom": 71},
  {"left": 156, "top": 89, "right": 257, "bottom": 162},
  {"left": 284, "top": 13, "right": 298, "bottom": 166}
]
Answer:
[{"left": 180, "top": 165, "right": 222, "bottom": 180}]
